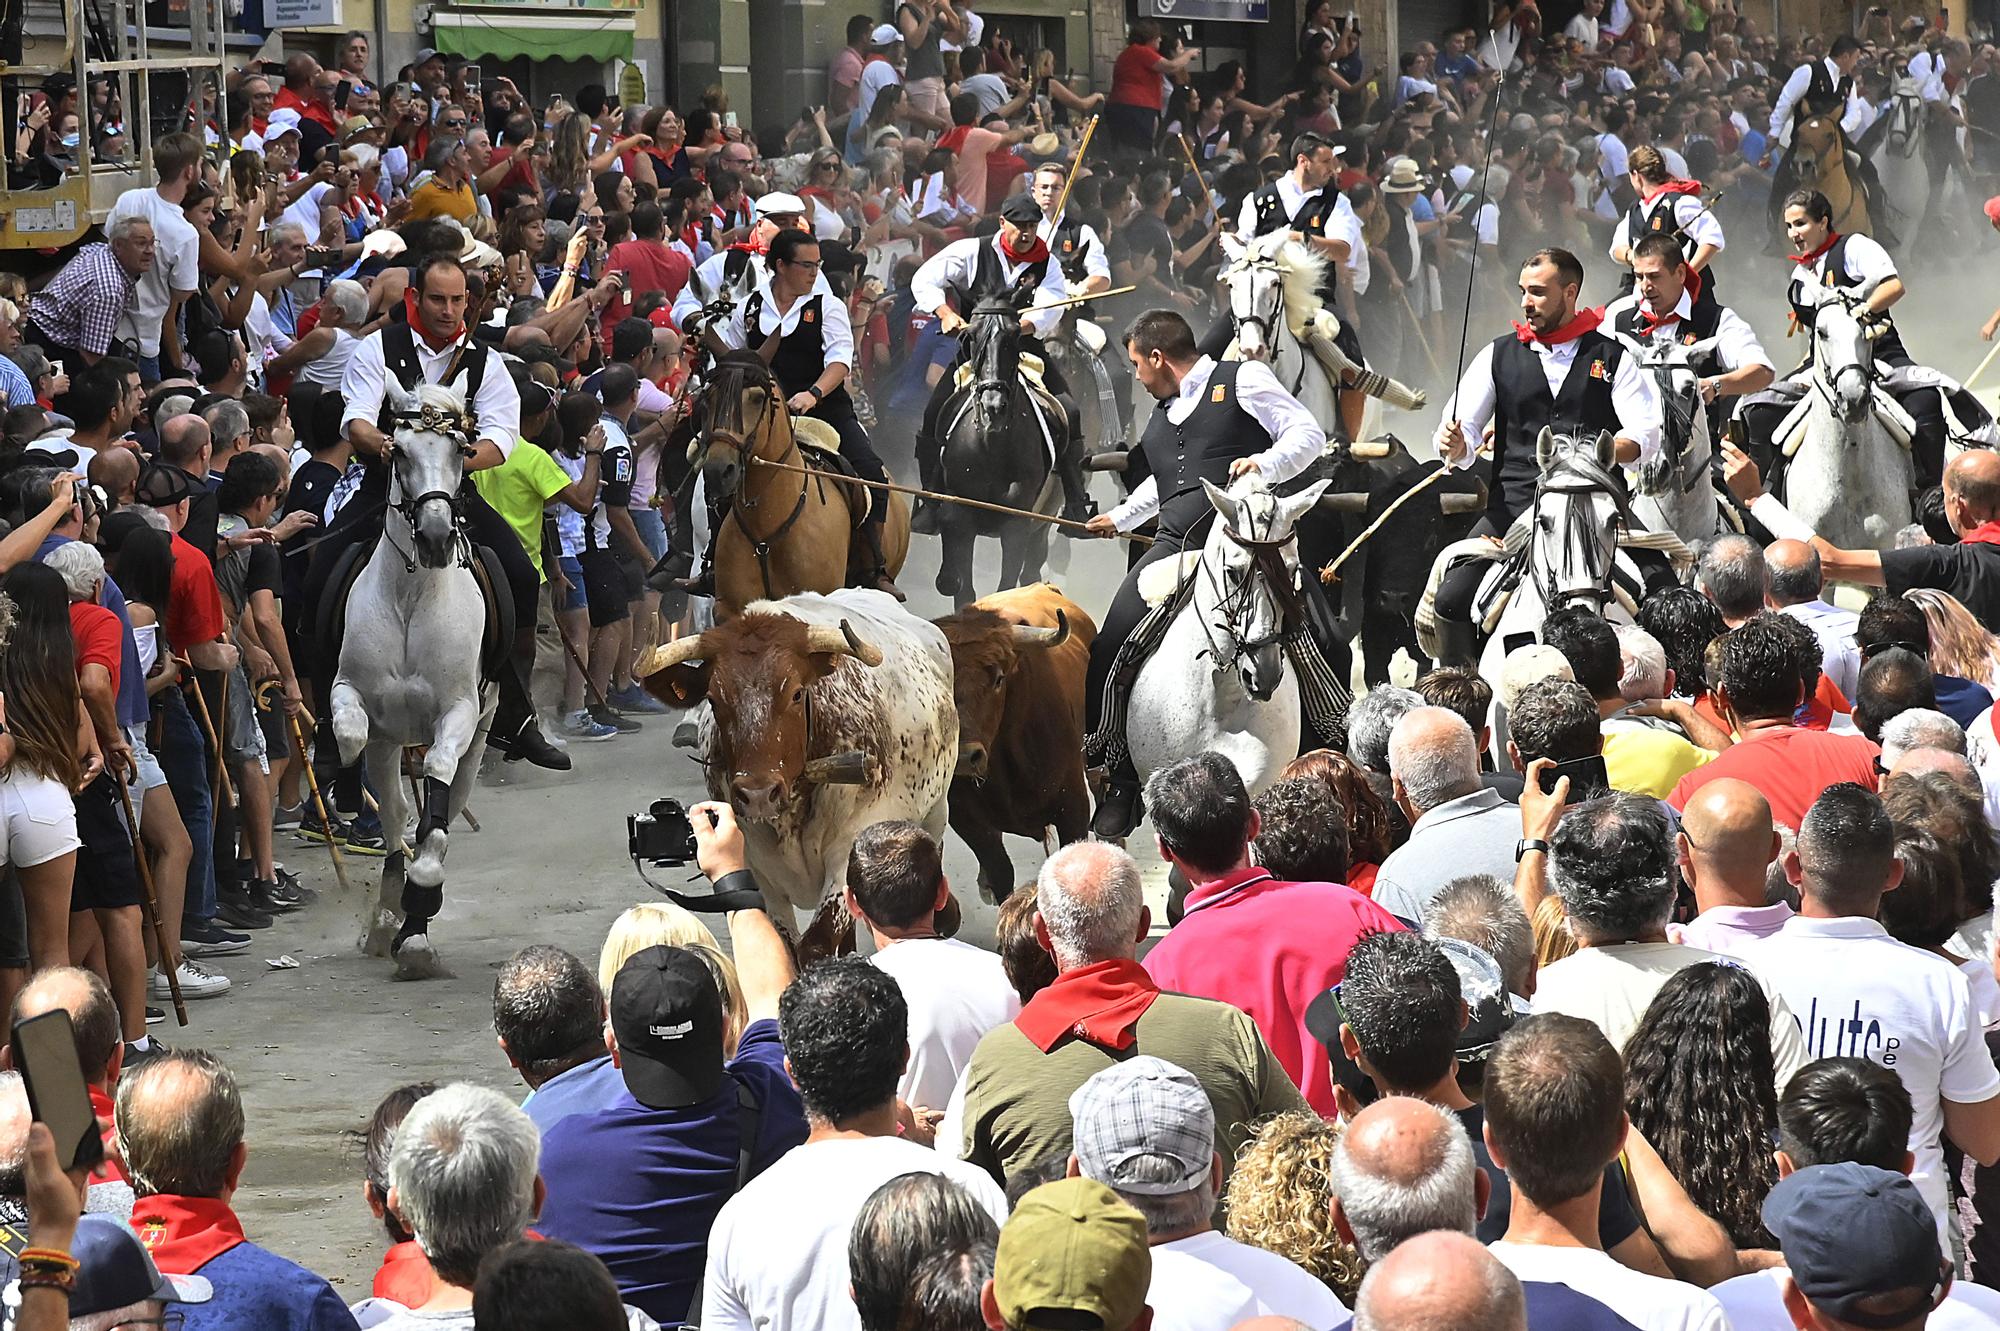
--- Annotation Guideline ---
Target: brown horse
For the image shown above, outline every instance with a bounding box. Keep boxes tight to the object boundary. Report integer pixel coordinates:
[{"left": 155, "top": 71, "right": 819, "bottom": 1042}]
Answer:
[
  {"left": 694, "top": 354, "right": 911, "bottom": 618},
  {"left": 1793, "top": 113, "right": 1874, "bottom": 237}
]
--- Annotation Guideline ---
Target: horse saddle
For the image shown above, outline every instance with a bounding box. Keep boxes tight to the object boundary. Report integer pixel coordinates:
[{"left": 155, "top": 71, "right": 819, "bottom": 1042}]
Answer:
[
  {"left": 1137, "top": 551, "right": 1204, "bottom": 607},
  {"left": 790, "top": 416, "right": 874, "bottom": 527},
  {"left": 318, "top": 535, "right": 515, "bottom": 685}
]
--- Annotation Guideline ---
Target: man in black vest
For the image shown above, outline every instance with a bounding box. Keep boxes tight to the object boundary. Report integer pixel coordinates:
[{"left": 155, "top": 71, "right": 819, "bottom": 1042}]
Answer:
[
  {"left": 323, "top": 253, "right": 569, "bottom": 776},
  {"left": 1429, "top": 247, "right": 1664, "bottom": 666},
  {"left": 1763, "top": 35, "right": 1880, "bottom": 238},
  {"left": 704, "top": 228, "right": 903, "bottom": 599},
  {"left": 1080, "top": 309, "right": 1329, "bottom": 836}
]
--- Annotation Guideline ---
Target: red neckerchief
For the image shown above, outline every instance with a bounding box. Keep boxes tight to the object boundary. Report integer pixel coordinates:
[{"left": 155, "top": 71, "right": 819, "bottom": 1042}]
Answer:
[
  {"left": 1789, "top": 231, "right": 1840, "bottom": 265},
  {"left": 1514, "top": 306, "right": 1603, "bottom": 345},
  {"left": 133, "top": 1195, "right": 249, "bottom": 1273},
  {"left": 1639, "top": 266, "right": 1704, "bottom": 336},
  {"left": 402, "top": 288, "right": 465, "bottom": 353},
  {"left": 1959, "top": 520, "right": 2000, "bottom": 547},
  {"left": 372, "top": 1240, "right": 438, "bottom": 1307},
  {"left": 1643, "top": 178, "right": 1703, "bottom": 202},
  {"left": 727, "top": 238, "right": 768, "bottom": 260},
  {"left": 999, "top": 231, "right": 1051, "bottom": 266},
  {"left": 1013, "top": 959, "right": 1161, "bottom": 1052},
  {"left": 937, "top": 126, "right": 976, "bottom": 156},
  {"left": 88, "top": 1085, "right": 126, "bottom": 1182}
]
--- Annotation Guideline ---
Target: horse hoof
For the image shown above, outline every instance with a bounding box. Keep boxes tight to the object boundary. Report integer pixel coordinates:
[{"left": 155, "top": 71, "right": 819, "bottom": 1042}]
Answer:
[
  {"left": 392, "top": 934, "right": 454, "bottom": 981},
  {"left": 362, "top": 915, "right": 399, "bottom": 959}
]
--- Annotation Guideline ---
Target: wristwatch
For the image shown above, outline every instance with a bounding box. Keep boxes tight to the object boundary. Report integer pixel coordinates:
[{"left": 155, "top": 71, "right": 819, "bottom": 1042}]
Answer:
[
  {"left": 807, "top": 384, "right": 825, "bottom": 402},
  {"left": 1515, "top": 838, "right": 1550, "bottom": 863}
]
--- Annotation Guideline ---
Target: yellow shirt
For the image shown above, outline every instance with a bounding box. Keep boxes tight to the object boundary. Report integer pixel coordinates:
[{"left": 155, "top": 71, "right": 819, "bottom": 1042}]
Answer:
[
  {"left": 405, "top": 176, "right": 477, "bottom": 223},
  {"left": 1602, "top": 722, "right": 1715, "bottom": 799}
]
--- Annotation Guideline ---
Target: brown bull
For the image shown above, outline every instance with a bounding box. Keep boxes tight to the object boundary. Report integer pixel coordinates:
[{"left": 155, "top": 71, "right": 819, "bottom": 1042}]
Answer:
[{"left": 933, "top": 584, "right": 1096, "bottom": 902}]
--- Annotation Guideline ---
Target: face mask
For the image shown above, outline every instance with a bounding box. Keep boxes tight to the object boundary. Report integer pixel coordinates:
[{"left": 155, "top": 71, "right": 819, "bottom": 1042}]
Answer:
[{"left": 59, "top": 132, "right": 78, "bottom": 148}]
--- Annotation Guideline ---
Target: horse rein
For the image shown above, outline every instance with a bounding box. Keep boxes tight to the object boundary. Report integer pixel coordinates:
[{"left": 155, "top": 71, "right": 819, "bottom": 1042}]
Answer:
[
  {"left": 1198, "top": 520, "right": 1304, "bottom": 668},
  {"left": 702, "top": 370, "right": 813, "bottom": 600}
]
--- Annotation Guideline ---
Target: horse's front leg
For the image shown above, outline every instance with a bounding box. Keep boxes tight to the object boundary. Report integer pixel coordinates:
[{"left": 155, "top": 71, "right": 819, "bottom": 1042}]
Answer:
[
  {"left": 408, "top": 696, "right": 481, "bottom": 894},
  {"left": 330, "top": 678, "right": 369, "bottom": 767}
]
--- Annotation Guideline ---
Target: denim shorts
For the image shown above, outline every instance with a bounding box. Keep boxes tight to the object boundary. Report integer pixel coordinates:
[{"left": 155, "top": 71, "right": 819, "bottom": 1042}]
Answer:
[
  {"left": 556, "top": 555, "right": 588, "bottom": 613},
  {"left": 630, "top": 506, "right": 668, "bottom": 562}
]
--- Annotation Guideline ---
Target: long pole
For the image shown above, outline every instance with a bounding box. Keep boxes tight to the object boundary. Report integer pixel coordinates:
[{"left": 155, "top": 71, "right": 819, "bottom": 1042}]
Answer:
[
  {"left": 1449, "top": 73, "right": 1508, "bottom": 398},
  {"left": 747, "top": 457, "right": 1153, "bottom": 544},
  {"left": 1177, "top": 134, "right": 1217, "bottom": 219},
  {"left": 1049, "top": 113, "right": 1100, "bottom": 225},
  {"left": 182, "top": 669, "right": 236, "bottom": 809},
  {"left": 1967, "top": 337, "right": 2000, "bottom": 391},
  {"left": 116, "top": 779, "right": 186, "bottom": 1026}
]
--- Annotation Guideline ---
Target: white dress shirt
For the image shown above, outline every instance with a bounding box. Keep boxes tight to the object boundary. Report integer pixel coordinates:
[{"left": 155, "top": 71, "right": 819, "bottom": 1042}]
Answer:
[
  {"left": 1596, "top": 131, "right": 1631, "bottom": 182},
  {"left": 1608, "top": 190, "right": 1726, "bottom": 263},
  {"left": 1330, "top": 204, "right": 1368, "bottom": 296},
  {"left": 1234, "top": 173, "right": 1353, "bottom": 241},
  {"left": 1603, "top": 291, "right": 1773, "bottom": 373},
  {"left": 339, "top": 328, "right": 521, "bottom": 457},
  {"left": 911, "top": 234, "right": 1070, "bottom": 338},
  {"left": 1790, "top": 231, "right": 1897, "bottom": 309},
  {"left": 1770, "top": 58, "right": 1875, "bottom": 141},
  {"left": 1436, "top": 333, "right": 1663, "bottom": 469},
  {"left": 717, "top": 275, "right": 855, "bottom": 371},
  {"left": 1106, "top": 355, "right": 1326, "bottom": 532},
  {"left": 671, "top": 246, "right": 837, "bottom": 331},
  {"left": 1037, "top": 216, "right": 1112, "bottom": 283}
]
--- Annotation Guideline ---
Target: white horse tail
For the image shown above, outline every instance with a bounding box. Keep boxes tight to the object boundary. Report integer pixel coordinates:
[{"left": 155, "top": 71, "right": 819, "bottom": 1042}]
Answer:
[{"left": 1302, "top": 315, "right": 1427, "bottom": 411}]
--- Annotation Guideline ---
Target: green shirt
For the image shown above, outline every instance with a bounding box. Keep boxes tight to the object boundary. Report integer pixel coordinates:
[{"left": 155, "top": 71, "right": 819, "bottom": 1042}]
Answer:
[
  {"left": 472, "top": 438, "right": 572, "bottom": 580},
  {"left": 957, "top": 990, "right": 1309, "bottom": 1191}
]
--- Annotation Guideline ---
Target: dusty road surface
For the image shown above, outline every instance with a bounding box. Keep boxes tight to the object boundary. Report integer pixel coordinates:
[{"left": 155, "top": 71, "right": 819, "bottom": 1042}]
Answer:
[{"left": 205, "top": 528, "right": 1166, "bottom": 1298}]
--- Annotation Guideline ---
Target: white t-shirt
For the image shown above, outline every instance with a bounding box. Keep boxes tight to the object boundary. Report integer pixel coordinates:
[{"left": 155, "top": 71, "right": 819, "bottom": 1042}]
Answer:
[
  {"left": 1742, "top": 915, "right": 2000, "bottom": 1246},
  {"left": 1151, "top": 1231, "right": 1348, "bottom": 1331},
  {"left": 1712, "top": 1265, "right": 2000, "bottom": 1331},
  {"left": 109, "top": 187, "right": 201, "bottom": 357},
  {"left": 868, "top": 937, "right": 1019, "bottom": 1112},
  {"left": 1488, "top": 1242, "right": 1728, "bottom": 1331},
  {"left": 701, "top": 1135, "right": 1008, "bottom": 1331},
  {"left": 1566, "top": 12, "right": 1601, "bottom": 45}
]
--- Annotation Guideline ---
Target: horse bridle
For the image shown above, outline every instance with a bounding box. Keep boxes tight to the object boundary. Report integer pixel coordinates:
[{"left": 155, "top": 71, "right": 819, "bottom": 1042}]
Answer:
[
  {"left": 701, "top": 365, "right": 813, "bottom": 600},
  {"left": 1228, "top": 253, "right": 1284, "bottom": 347},
  {"left": 1198, "top": 521, "right": 1304, "bottom": 669},
  {"left": 1525, "top": 451, "right": 1632, "bottom": 612},
  {"left": 382, "top": 404, "right": 476, "bottom": 571}
]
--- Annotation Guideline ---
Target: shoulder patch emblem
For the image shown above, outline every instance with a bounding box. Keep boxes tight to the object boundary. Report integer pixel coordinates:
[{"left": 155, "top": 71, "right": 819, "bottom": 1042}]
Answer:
[{"left": 1212, "top": 384, "right": 1228, "bottom": 402}]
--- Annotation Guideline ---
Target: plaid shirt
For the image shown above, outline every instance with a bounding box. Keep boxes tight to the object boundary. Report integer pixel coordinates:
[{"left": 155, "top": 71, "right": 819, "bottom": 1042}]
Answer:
[{"left": 26, "top": 243, "right": 136, "bottom": 357}]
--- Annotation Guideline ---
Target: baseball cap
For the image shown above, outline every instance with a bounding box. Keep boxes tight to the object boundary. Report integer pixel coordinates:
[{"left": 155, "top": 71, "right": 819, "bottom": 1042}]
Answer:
[
  {"left": 1068, "top": 1056, "right": 1214, "bottom": 1196},
  {"left": 414, "top": 46, "right": 442, "bottom": 64},
  {"left": 609, "top": 945, "right": 725, "bottom": 1109},
  {"left": 994, "top": 1179, "right": 1151, "bottom": 1331},
  {"left": 70, "top": 1216, "right": 211, "bottom": 1317},
  {"left": 999, "top": 192, "right": 1044, "bottom": 228},
  {"left": 1762, "top": 1165, "right": 1946, "bottom": 1329},
  {"left": 870, "top": 23, "right": 901, "bottom": 43},
  {"left": 264, "top": 107, "right": 302, "bottom": 139},
  {"left": 134, "top": 462, "right": 195, "bottom": 508}
]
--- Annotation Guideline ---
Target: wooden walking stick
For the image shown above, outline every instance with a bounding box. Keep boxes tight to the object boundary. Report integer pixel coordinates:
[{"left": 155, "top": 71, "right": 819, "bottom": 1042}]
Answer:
[
  {"left": 1048, "top": 113, "right": 1100, "bottom": 225},
  {"left": 180, "top": 667, "right": 237, "bottom": 810},
  {"left": 116, "top": 778, "right": 187, "bottom": 1026},
  {"left": 288, "top": 708, "right": 354, "bottom": 899},
  {"left": 1177, "top": 134, "right": 1217, "bottom": 219}
]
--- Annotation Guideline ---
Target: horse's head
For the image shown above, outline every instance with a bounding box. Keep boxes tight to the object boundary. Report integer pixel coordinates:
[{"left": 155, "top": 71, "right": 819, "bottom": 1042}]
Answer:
[
  {"left": 1197, "top": 475, "right": 1330, "bottom": 701},
  {"left": 1528, "top": 427, "right": 1625, "bottom": 612},
  {"left": 384, "top": 380, "right": 471, "bottom": 569},
  {"left": 1221, "top": 230, "right": 1295, "bottom": 362},
  {"left": 968, "top": 300, "right": 1022, "bottom": 434},
  {"left": 1633, "top": 335, "right": 1720, "bottom": 496},
  {"left": 1794, "top": 115, "right": 1840, "bottom": 179},
  {"left": 697, "top": 353, "right": 780, "bottom": 505},
  {"left": 1803, "top": 282, "right": 1879, "bottom": 421}
]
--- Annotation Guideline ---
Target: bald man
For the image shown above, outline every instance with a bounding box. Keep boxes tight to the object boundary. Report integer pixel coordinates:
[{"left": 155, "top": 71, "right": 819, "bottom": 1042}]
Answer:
[
  {"left": 1764, "top": 537, "right": 1862, "bottom": 703},
  {"left": 1888, "top": 746, "right": 1983, "bottom": 794},
  {"left": 1726, "top": 445, "right": 2000, "bottom": 629},
  {"left": 1351, "top": 1232, "right": 1527, "bottom": 1331},
  {"left": 1669, "top": 778, "right": 1790, "bottom": 955},
  {"left": 88, "top": 444, "right": 139, "bottom": 509}
]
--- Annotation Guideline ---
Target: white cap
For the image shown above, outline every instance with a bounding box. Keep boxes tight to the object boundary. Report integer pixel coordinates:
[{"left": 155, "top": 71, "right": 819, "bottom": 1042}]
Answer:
[
  {"left": 754, "top": 191, "right": 806, "bottom": 218},
  {"left": 265, "top": 107, "right": 302, "bottom": 138},
  {"left": 871, "top": 23, "right": 900, "bottom": 43}
]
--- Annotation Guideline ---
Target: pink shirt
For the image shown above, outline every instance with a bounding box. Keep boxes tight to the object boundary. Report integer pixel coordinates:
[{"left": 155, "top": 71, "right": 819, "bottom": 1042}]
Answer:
[
  {"left": 1669, "top": 902, "right": 1798, "bottom": 955},
  {"left": 1143, "top": 868, "right": 1405, "bottom": 1116}
]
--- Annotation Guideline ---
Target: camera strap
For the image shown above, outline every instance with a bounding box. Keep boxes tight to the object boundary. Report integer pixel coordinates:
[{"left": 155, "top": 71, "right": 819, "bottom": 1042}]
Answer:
[{"left": 662, "top": 868, "right": 769, "bottom": 913}]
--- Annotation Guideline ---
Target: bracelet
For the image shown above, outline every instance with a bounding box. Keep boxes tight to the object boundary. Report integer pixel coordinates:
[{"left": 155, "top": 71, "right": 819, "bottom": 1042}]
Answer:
[{"left": 20, "top": 1249, "right": 78, "bottom": 1271}]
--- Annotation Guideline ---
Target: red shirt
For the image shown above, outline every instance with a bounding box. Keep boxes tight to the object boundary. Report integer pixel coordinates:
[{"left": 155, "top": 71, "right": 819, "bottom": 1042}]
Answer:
[
  {"left": 603, "top": 238, "right": 693, "bottom": 338},
  {"left": 1141, "top": 868, "right": 1405, "bottom": 1116},
  {"left": 272, "top": 85, "right": 337, "bottom": 135},
  {"left": 69, "top": 600, "right": 122, "bottom": 697},
  {"left": 1668, "top": 725, "right": 1881, "bottom": 830},
  {"left": 164, "top": 533, "right": 226, "bottom": 654},
  {"left": 1110, "top": 44, "right": 1167, "bottom": 112}
]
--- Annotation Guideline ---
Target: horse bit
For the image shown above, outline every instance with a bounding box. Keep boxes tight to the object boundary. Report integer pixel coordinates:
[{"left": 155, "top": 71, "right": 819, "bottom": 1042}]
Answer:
[{"left": 382, "top": 402, "right": 477, "bottom": 572}]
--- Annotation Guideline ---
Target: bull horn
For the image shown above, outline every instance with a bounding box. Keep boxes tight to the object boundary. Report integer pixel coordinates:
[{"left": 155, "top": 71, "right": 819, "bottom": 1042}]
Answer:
[
  {"left": 1441, "top": 492, "right": 1485, "bottom": 514},
  {"left": 1348, "top": 439, "right": 1393, "bottom": 459},
  {"left": 804, "top": 619, "right": 884, "bottom": 667},
  {"left": 1315, "top": 492, "right": 1372, "bottom": 513},
  {"left": 1010, "top": 610, "right": 1070, "bottom": 650},
  {"left": 639, "top": 631, "right": 715, "bottom": 677}
]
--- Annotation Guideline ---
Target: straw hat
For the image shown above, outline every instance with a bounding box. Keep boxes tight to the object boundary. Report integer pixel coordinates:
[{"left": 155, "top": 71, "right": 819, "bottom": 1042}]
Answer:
[{"left": 1381, "top": 157, "right": 1426, "bottom": 193}]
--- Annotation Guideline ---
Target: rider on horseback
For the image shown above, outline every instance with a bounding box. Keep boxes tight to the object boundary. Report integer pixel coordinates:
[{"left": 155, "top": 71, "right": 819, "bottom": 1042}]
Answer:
[
  {"left": 669, "top": 192, "right": 812, "bottom": 336},
  {"left": 1605, "top": 233, "right": 1774, "bottom": 448},
  {"left": 911, "top": 191, "right": 1093, "bottom": 527},
  {"left": 1764, "top": 36, "right": 1884, "bottom": 239},
  {"left": 1079, "top": 309, "right": 1334, "bottom": 838},
  {"left": 1429, "top": 247, "right": 1668, "bottom": 666},
  {"left": 1609, "top": 146, "right": 1725, "bottom": 301},
  {"left": 1735, "top": 189, "right": 1956, "bottom": 490},
  {"left": 321, "top": 251, "right": 569, "bottom": 771}
]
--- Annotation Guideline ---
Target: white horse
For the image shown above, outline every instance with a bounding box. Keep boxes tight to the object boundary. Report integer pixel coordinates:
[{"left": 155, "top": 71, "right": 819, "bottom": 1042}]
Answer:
[
  {"left": 329, "top": 381, "right": 494, "bottom": 979},
  {"left": 1127, "top": 476, "right": 1330, "bottom": 798},
  {"left": 1616, "top": 330, "right": 1734, "bottom": 545},
  {"left": 1765, "top": 281, "right": 1915, "bottom": 551}
]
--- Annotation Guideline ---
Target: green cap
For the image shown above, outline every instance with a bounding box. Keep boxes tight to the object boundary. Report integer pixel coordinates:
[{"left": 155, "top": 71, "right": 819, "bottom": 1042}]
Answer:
[{"left": 995, "top": 1178, "right": 1152, "bottom": 1331}]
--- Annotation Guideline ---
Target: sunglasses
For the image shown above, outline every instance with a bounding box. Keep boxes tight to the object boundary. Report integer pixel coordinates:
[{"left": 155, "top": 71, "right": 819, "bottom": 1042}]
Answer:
[{"left": 1861, "top": 639, "right": 1927, "bottom": 660}]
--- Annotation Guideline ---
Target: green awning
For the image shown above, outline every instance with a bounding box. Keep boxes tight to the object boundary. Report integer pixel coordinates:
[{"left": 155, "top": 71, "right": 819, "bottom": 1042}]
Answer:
[{"left": 433, "top": 15, "right": 633, "bottom": 63}]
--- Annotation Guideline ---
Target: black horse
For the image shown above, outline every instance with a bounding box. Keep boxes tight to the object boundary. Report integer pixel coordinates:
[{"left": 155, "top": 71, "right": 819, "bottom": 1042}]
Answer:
[{"left": 934, "top": 300, "right": 1076, "bottom": 607}]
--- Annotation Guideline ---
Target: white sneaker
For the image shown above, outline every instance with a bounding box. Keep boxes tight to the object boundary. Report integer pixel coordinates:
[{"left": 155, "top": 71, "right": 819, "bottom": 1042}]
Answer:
[{"left": 150, "top": 960, "right": 231, "bottom": 1000}]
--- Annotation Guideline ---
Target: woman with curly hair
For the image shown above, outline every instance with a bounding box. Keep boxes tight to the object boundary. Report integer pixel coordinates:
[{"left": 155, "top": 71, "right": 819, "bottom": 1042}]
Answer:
[
  {"left": 1278, "top": 748, "right": 1395, "bottom": 894},
  {"left": 1223, "top": 1110, "right": 1363, "bottom": 1305},
  {"left": 1624, "top": 961, "right": 1779, "bottom": 1247}
]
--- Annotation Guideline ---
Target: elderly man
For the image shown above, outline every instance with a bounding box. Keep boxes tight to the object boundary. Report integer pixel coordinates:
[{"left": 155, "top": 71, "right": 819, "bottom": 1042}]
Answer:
[
  {"left": 1668, "top": 778, "right": 1791, "bottom": 953},
  {"left": 8, "top": 967, "right": 139, "bottom": 1199},
  {"left": 1373, "top": 708, "right": 1524, "bottom": 921},
  {"left": 1352, "top": 1232, "right": 1527, "bottom": 1331},
  {"left": 1532, "top": 793, "right": 1809, "bottom": 1083},
  {"left": 23, "top": 214, "right": 153, "bottom": 393},
  {"left": 1765, "top": 538, "right": 1861, "bottom": 701},
  {"left": 1140, "top": 753, "right": 1403, "bottom": 1117},
  {"left": 492, "top": 945, "right": 620, "bottom": 1133},
  {"left": 407, "top": 137, "right": 478, "bottom": 224},
  {"left": 117, "top": 1050, "right": 356, "bottom": 1329},
  {"left": 1880, "top": 709, "right": 1965, "bottom": 769},
  {"left": 1697, "top": 533, "right": 1766, "bottom": 628},
  {"left": 269, "top": 278, "right": 367, "bottom": 391},
  {"left": 1065, "top": 1057, "right": 1346, "bottom": 1328},
  {"left": 954, "top": 841, "right": 1306, "bottom": 1190}
]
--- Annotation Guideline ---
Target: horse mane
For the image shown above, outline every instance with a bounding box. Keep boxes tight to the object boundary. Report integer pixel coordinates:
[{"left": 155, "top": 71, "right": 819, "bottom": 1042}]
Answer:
[
  {"left": 413, "top": 382, "right": 466, "bottom": 414},
  {"left": 1256, "top": 232, "right": 1331, "bottom": 335}
]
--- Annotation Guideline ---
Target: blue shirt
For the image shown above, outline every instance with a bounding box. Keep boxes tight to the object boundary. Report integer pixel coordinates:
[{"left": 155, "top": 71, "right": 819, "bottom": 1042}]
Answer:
[
  {"left": 183, "top": 1238, "right": 360, "bottom": 1331},
  {"left": 0, "top": 356, "right": 33, "bottom": 411},
  {"left": 38, "top": 534, "right": 147, "bottom": 727},
  {"left": 535, "top": 1018, "right": 809, "bottom": 1325},
  {"left": 1934, "top": 673, "right": 1990, "bottom": 730},
  {"left": 1334, "top": 1282, "right": 1639, "bottom": 1331},
  {"left": 521, "top": 1053, "right": 625, "bottom": 1134}
]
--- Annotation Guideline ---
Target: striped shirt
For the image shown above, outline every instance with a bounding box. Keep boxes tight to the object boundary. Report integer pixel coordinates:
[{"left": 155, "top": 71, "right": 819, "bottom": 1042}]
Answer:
[{"left": 26, "top": 243, "right": 137, "bottom": 357}]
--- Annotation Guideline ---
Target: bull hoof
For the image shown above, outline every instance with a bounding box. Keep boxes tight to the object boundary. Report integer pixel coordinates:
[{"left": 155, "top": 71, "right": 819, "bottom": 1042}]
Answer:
[{"left": 392, "top": 934, "right": 454, "bottom": 981}]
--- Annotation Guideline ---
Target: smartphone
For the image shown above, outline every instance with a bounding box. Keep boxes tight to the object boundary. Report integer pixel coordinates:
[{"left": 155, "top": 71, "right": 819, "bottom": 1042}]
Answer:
[
  {"left": 1502, "top": 630, "right": 1537, "bottom": 656},
  {"left": 1538, "top": 752, "right": 1610, "bottom": 799},
  {"left": 335, "top": 81, "right": 351, "bottom": 112},
  {"left": 13, "top": 1011, "right": 103, "bottom": 1174},
  {"left": 465, "top": 67, "right": 481, "bottom": 94},
  {"left": 723, "top": 110, "right": 739, "bottom": 130}
]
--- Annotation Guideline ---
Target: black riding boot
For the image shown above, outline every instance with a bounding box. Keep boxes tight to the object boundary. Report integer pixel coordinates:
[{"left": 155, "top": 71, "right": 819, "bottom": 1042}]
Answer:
[
  {"left": 912, "top": 433, "right": 942, "bottom": 534},
  {"left": 1092, "top": 758, "right": 1143, "bottom": 840},
  {"left": 1055, "top": 397, "right": 1095, "bottom": 523},
  {"left": 859, "top": 520, "right": 905, "bottom": 601}
]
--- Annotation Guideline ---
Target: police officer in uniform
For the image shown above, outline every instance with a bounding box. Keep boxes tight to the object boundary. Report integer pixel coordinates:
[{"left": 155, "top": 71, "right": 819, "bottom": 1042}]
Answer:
[
  {"left": 1429, "top": 247, "right": 1665, "bottom": 666},
  {"left": 1080, "top": 309, "right": 1331, "bottom": 837},
  {"left": 706, "top": 227, "right": 903, "bottom": 599},
  {"left": 1608, "top": 146, "right": 1725, "bottom": 301},
  {"left": 1764, "top": 35, "right": 1879, "bottom": 238},
  {"left": 911, "top": 191, "right": 1092, "bottom": 525}
]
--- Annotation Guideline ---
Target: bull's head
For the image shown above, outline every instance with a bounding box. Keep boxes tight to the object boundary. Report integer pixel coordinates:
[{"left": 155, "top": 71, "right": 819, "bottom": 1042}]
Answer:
[
  {"left": 640, "top": 616, "right": 884, "bottom": 822},
  {"left": 940, "top": 611, "right": 1070, "bottom": 781}
]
